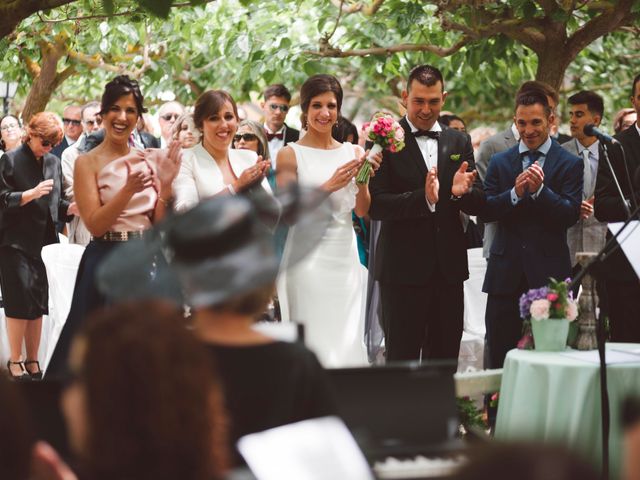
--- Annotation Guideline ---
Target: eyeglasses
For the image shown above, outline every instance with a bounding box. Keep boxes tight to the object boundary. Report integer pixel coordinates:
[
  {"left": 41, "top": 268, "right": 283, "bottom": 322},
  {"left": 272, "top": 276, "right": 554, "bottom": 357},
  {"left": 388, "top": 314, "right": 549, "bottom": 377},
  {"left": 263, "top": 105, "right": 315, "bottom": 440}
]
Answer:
[
  {"left": 63, "top": 118, "right": 82, "bottom": 126},
  {"left": 268, "top": 103, "right": 289, "bottom": 113},
  {"left": 0, "top": 123, "right": 19, "bottom": 131},
  {"left": 160, "top": 113, "right": 180, "bottom": 121},
  {"left": 40, "top": 139, "right": 54, "bottom": 147},
  {"left": 84, "top": 118, "right": 102, "bottom": 127},
  {"left": 234, "top": 133, "right": 258, "bottom": 142}
]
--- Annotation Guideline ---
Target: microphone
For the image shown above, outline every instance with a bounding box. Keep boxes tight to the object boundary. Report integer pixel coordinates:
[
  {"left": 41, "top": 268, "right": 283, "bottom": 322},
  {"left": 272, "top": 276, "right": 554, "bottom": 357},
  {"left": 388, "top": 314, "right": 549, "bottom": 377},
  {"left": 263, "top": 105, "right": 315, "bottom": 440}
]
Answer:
[{"left": 584, "top": 124, "right": 619, "bottom": 144}]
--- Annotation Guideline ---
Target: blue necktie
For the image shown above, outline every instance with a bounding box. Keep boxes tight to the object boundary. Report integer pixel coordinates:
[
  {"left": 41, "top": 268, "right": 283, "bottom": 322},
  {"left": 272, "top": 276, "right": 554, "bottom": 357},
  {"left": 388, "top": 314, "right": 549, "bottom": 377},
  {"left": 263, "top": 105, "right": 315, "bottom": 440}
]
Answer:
[{"left": 522, "top": 150, "right": 542, "bottom": 169}]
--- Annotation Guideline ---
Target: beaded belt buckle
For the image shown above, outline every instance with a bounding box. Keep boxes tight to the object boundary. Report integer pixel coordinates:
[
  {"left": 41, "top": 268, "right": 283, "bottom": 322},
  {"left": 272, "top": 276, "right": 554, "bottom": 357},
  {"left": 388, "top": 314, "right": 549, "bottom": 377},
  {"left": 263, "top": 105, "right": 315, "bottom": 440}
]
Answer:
[{"left": 94, "top": 231, "right": 144, "bottom": 242}]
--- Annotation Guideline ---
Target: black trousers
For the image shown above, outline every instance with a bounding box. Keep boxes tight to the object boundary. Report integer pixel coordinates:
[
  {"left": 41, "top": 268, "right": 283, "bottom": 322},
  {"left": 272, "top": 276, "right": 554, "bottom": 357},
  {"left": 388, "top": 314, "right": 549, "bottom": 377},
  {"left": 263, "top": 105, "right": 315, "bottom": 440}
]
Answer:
[
  {"left": 485, "top": 275, "right": 529, "bottom": 369},
  {"left": 606, "top": 279, "right": 640, "bottom": 342},
  {"left": 380, "top": 280, "right": 463, "bottom": 362}
]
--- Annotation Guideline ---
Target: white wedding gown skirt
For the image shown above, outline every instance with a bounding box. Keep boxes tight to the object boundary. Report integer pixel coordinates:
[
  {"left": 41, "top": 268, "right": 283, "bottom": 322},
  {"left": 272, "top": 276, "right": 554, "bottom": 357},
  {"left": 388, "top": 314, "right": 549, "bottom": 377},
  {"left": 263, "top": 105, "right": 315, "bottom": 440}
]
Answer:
[{"left": 277, "top": 143, "right": 368, "bottom": 367}]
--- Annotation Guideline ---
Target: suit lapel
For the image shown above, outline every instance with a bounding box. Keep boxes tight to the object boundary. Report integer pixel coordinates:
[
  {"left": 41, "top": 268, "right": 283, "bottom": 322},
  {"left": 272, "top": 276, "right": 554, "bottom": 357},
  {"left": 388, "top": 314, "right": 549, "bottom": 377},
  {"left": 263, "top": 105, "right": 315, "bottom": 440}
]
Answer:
[
  {"left": 399, "top": 117, "right": 428, "bottom": 177},
  {"left": 542, "top": 140, "right": 559, "bottom": 179},
  {"left": 437, "top": 124, "right": 450, "bottom": 177}
]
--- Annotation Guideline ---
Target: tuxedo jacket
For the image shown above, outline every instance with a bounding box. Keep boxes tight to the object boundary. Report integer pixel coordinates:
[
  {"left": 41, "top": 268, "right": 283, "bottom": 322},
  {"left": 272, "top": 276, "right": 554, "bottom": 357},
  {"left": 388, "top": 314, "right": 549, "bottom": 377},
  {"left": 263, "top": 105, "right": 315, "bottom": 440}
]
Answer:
[
  {"left": 51, "top": 136, "right": 70, "bottom": 159},
  {"left": 594, "top": 124, "right": 640, "bottom": 282},
  {"left": 283, "top": 124, "right": 300, "bottom": 145},
  {"left": 369, "top": 118, "right": 485, "bottom": 286},
  {"left": 0, "top": 143, "right": 72, "bottom": 257},
  {"left": 481, "top": 140, "right": 583, "bottom": 294},
  {"left": 562, "top": 139, "right": 607, "bottom": 265},
  {"left": 78, "top": 129, "right": 161, "bottom": 153}
]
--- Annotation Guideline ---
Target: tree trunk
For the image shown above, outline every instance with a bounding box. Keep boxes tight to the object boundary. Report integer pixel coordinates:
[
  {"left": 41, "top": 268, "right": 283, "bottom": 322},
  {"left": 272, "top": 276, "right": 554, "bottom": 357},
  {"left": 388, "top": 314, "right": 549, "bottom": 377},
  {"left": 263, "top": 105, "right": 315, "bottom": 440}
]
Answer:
[
  {"left": 534, "top": 45, "right": 575, "bottom": 93},
  {"left": 21, "top": 43, "right": 65, "bottom": 122},
  {"left": 0, "top": 0, "right": 74, "bottom": 40}
]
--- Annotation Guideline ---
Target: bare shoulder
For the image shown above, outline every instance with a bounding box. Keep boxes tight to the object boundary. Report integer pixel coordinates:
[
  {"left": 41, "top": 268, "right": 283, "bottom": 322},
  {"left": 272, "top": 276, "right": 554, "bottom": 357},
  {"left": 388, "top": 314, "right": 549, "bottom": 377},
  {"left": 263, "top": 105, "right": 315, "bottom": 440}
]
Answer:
[{"left": 276, "top": 145, "right": 297, "bottom": 170}]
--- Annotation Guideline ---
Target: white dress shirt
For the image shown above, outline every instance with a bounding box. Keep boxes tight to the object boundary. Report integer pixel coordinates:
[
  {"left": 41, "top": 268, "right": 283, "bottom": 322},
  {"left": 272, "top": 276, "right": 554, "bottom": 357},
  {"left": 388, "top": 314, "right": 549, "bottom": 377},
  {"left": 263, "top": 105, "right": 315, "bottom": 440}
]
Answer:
[{"left": 406, "top": 117, "right": 441, "bottom": 212}]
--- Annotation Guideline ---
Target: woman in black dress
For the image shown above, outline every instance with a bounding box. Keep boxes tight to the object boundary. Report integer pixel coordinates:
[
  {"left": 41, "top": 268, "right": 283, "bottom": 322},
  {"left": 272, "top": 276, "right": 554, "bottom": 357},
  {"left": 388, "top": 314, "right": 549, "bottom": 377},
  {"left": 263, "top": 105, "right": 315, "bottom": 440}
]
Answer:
[{"left": 0, "top": 112, "right": 75, "bottom": 379}]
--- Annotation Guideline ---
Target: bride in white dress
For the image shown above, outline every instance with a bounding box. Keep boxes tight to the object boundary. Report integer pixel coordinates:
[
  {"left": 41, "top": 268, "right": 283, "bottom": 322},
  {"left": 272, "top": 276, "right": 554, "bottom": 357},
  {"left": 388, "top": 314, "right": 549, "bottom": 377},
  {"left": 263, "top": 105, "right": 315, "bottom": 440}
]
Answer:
[{"left": 276, "top": 74, "right": 380, "bottom": 367}]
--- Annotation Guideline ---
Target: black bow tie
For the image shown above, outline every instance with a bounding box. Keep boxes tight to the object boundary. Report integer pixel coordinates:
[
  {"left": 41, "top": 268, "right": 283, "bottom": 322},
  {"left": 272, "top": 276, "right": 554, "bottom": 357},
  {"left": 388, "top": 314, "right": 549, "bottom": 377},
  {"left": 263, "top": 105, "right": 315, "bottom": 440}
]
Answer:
[
  {"left": 266, "top": 132, "right": 284, "bottom": 141},
  {"left": 414, "top": 130, "right": 440, "bottom": 139}
]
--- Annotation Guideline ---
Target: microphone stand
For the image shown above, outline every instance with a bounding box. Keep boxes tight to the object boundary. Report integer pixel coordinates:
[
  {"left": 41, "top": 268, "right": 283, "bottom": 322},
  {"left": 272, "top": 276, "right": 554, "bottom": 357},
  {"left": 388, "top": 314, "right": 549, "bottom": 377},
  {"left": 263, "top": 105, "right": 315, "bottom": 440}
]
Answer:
[
  {"left": 600, "top": 141, "right": 632, "bottom": 218},
  {"left": 569, "top": 201, "right": 640, "bottom": 480}
]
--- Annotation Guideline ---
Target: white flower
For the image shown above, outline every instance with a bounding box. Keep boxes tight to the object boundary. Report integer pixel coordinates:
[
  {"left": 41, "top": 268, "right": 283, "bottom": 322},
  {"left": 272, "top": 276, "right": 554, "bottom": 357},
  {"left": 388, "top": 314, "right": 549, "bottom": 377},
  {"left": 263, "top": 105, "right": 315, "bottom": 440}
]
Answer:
[
  {"left": 530, "top": 299, "right": 550, "bottom": 320},
  {"left": 565, "top": 301, "right": 579, "bottom": 321}
]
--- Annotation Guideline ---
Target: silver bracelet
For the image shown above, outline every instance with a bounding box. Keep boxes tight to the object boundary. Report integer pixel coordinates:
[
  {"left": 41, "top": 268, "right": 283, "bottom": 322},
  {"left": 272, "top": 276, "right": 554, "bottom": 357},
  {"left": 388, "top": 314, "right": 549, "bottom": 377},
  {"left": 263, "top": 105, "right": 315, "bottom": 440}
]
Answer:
[{"left": 228, "top": 183, "right": 237, "bottom": 195}]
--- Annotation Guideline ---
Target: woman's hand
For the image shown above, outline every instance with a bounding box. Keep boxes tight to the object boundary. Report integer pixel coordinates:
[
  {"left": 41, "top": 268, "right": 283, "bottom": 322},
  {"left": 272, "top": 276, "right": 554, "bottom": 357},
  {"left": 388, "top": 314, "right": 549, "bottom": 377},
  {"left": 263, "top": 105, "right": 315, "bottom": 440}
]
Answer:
[
  {"left": 123, "top": 155, "right": 154, "bottom": 195},
  {"left": 234, "top": 159, "right": 270, "bottom": 192},
  {"left": 155, "top": 142, "right": 182, "bottom": 189},
  {"left": 321, "top": 159, "right": 362, "bottom": 193},
  {"left": 24, "top": 179, "right": 54, "bottom": 203},
  {"left": 67, "top": 202, "right": 79, "bottom": 216}
]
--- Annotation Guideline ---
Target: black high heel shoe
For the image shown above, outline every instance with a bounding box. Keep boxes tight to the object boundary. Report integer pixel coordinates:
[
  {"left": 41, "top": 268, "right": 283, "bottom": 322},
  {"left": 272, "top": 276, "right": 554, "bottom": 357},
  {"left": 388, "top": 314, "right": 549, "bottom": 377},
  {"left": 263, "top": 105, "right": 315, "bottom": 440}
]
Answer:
[
  {"left": 6, "top": 360, "right": 30, "bottom": 381},
  {"left": 24, "top": 360, "right": 43, "bottom": 381}
]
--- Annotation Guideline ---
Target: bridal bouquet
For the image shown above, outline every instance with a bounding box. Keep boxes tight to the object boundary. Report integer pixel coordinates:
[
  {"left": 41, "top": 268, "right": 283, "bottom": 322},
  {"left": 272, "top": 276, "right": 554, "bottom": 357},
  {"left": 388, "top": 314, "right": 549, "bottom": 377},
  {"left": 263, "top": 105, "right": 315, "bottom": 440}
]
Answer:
[
  {"left": 356, "top": 112, "right": 405, "bottom": 184},
  {"left": 518, "top": 278, "right": 578, "bottom": 350}
]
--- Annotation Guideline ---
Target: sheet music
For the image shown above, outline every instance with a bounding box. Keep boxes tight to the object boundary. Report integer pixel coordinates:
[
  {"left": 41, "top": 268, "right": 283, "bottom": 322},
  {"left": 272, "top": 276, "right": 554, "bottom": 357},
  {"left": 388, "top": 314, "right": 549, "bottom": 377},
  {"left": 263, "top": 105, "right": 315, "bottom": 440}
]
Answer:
[{"left": 608, "top": 221, "right": 640, "bottom": 279}]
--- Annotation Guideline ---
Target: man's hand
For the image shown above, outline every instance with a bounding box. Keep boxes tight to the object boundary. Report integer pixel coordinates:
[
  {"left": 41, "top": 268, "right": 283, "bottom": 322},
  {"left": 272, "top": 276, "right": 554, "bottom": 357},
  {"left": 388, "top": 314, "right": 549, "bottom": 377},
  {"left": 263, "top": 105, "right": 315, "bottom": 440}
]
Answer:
[
  {"left": 451, "top": 161, "right": 477, "bottom": 197},
  {"left": 527, "top": 162, "right": 544, "bottom": 193},
  {"left": 514, "top": 171, "right": 529, "bottom": 198},
  {"left": 580, "top": 197, "right": 594, "bottom": 219},
  {"left": 425, "top": 166, "right": 439, "bottom": 204}
]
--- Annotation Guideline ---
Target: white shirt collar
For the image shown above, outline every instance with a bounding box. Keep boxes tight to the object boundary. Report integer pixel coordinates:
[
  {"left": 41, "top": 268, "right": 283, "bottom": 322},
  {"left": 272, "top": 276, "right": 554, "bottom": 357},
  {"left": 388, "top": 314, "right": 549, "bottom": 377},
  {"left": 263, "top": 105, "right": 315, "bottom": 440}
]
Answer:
[
  {"left": 518, "top": 135, "right": 552, "bottom": 155},
  {"left": 405, "top": 117, "right": 442, "bottom": 134},
  {"left": 635, "top": 122, "right": 640, "bottom": 137},
  {"left": 576, "top": 138, "right": 599, "bottom": 156},
  {"left": 264, "top": 124, "right": 285, "bottom": 135}
]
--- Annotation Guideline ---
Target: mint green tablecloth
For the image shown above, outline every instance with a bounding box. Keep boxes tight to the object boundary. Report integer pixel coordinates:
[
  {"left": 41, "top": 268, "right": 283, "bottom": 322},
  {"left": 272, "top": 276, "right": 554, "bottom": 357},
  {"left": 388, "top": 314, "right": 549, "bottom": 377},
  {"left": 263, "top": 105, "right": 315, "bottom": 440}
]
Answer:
[{"left": 495, "top": 343, "right": 640, "bottom": 479}]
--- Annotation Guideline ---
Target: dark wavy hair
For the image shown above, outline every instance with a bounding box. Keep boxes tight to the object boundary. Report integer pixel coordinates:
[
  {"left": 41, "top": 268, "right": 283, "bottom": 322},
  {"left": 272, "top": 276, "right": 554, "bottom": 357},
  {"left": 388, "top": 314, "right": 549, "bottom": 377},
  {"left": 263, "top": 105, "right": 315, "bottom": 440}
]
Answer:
[
  {"left": 299, "top": 74, "right": 343, "bottom": 128},
  {"left": 76, "top": 301, "right": 229, "bottom": 480},
  {"left": 99, "top": 75, "right": 147, "bottom": 118}
]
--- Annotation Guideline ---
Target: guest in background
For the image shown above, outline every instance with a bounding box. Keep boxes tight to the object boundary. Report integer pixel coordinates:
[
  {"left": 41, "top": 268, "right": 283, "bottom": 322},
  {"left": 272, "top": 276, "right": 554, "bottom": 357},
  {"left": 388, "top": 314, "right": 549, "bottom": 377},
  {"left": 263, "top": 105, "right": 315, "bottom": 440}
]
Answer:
[
  {"left": 261, "top": 84, "right": 299, "bottom": 163},
  {"left": 157, "top": 101, "right": 185, "bottom": 148},
  {"left": 440, "top": 113, "right": 467, "bottom": 133},
  {"left": 51, "top": 105, "right": 82, "bottom": 158},
  {"left": 233, "top": 119, "right": 271, "bottom": 164},
  {"left": 173, "top": 90, "right": 271, "bottom": 212},
  {"left": 46, "top": 75, "right": 181, "bottom": 378},
  {"left": 0, "top": 112, "right": 75, "bottom": 380},
  {"left": 171, "top": 112, "right": 200, "bottom": 149},
  {"left": 613, "top": 107, "right": 637, "bottom": 134},
  {"left": 62, "top": 301, "right": 229, "bottom": 480},
  {"left": 0, "top": 114, "right": 23, "bottom": 154},
  {"left": 470, "top": 126, "right": 497, "bottom": 153}
]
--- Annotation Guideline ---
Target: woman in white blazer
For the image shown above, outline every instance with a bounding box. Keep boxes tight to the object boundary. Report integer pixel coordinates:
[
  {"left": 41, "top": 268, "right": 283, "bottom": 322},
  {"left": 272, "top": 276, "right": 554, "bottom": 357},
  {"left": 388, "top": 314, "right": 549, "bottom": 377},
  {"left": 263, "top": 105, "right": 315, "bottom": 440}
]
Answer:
[{"left": 173, "top": 90, "right": 271, "bottom": 212}]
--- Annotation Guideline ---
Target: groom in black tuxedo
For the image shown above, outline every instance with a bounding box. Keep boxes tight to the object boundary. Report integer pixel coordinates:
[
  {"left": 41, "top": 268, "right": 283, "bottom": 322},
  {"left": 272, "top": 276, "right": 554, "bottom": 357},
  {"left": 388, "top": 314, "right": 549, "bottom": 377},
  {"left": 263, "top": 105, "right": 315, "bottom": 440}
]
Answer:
[{"left": 369, "top": 65, "right": 485, "bottom": 362}]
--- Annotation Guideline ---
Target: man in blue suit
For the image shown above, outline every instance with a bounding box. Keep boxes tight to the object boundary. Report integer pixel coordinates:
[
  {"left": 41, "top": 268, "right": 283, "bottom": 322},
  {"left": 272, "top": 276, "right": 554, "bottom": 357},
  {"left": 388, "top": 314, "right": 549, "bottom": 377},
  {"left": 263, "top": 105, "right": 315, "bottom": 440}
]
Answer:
[{"left": 482, "top": 88, "right": 583, "bottom": 368}]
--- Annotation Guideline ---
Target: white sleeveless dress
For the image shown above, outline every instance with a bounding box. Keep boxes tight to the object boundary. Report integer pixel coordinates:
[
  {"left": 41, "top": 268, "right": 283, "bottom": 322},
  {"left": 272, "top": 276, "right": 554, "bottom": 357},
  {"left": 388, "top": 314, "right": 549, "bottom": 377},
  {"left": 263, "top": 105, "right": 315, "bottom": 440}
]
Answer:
[{"left": 277, "top": 142, "right": 368, "bottom": 367}]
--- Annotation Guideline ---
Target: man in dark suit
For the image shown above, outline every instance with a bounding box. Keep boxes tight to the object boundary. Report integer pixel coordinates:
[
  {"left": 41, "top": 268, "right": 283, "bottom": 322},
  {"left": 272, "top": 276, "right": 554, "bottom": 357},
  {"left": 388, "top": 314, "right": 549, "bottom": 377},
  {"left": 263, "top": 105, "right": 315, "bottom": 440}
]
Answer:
[
  {"left": 261, "top": 84, "right": 300, "bottom": 165},
  {"left": 482, "top": 89, "right": 583, "bottom": 368},
  {"left": 77, "top": 127, "right": 160, "bottom": 153},
  {"left": 369, "top": 64, "right": 484, "bottom": 362},
  {"left": 51, "top": 105, "right": 83, "bottom": 158},
  {"left": 594, "top": 72, "right": 640, "bottom": 342}
]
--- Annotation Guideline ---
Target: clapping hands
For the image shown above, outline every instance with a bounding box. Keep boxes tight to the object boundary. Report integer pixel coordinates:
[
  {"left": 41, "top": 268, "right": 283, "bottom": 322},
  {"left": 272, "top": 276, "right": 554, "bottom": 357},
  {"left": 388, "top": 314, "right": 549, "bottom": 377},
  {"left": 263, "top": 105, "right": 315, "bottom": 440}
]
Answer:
[
  {"left": 235, "top": 156, "right": 270, "bottom": 192},
  {"left": 451, "top": 161, "right": 477, "bottom": 197},
  {"left": 515, "top": 162, "right": 545, "bottom": 198}
]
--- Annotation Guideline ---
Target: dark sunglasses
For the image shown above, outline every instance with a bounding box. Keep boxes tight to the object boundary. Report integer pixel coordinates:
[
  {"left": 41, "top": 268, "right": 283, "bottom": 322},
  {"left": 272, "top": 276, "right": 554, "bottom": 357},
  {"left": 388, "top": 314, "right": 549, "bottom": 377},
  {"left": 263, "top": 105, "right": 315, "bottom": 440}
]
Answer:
[
  {"left": 234, "top": 133, "right": 258, "bottom": 142},
  {"left": 62, "top": 118, "right": 82, "bottom": 126},
  {"left": 268, "top": 103, "right": 289, "bottom": 113},
  {"left": 161, "top": 113, "right": 180, "bottom": 121},
  {"left": 40, "top": 139, "right": 55, "bottom": 147}
]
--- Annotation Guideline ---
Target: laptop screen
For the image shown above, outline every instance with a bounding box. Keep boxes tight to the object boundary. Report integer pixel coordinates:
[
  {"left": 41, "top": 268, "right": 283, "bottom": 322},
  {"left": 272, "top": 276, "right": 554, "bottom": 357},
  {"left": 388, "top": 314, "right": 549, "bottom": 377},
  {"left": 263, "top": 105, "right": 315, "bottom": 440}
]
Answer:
[{"left": 327, "top": 361, "right": 460, "bottom": 458}]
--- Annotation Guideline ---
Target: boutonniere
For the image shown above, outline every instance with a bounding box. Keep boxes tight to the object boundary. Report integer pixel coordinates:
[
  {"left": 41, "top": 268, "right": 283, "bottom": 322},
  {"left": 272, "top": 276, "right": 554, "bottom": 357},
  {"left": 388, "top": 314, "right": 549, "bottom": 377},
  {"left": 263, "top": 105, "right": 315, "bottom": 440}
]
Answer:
[{"left": 450, "top": 154, "right": 461, "bottom": 162}]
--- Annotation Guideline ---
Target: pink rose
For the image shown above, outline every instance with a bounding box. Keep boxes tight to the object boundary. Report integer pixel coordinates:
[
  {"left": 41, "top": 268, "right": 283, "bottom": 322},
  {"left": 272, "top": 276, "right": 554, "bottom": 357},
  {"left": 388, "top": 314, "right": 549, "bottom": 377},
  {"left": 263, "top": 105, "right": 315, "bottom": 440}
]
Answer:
[
  {"left": 395, "top": 127, "right": 404, "bottom": 140},
  {"left": 530, "top": 299, "right": 550, "bottom": 320},
  {"left": 565, "top": 301, "right": 579, "bottom": 321},
  {"left": 547, "top": 293, "right": 559, "bottom": 302}
]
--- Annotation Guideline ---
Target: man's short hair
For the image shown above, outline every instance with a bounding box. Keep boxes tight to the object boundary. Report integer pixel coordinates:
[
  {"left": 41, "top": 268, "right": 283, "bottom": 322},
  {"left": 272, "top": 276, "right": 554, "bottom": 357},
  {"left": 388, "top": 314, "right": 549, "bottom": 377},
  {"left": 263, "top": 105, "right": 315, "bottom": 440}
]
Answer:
[
  {"left": 517, "top": 80, "right": 559, "bottom": 107},
  {"left": 263, "top": 84, "right": 292, "bottom": 102},
  {"left": 81, "top": 101, "right": 101, "bottom": 118},
  {"left": 631, "top": 73, "right": 640, "bottom": 99},
  {"left": 407, "top": 64, "right": 444, "bottom": 92},
  {"left": 567, "top": 90, "right": 604, "bottom": 118},
  {"left": 515, "top": 88, "right": 552, "bottom": 117}
]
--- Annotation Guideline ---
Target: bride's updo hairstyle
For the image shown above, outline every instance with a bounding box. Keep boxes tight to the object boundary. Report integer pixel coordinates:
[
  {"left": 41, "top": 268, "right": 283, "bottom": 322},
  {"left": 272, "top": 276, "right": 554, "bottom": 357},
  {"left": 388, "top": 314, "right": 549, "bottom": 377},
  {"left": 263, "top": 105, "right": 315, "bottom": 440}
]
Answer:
[
  {"left": 193, "top": 90, "right": 239, "bottom": 134},
  {"left": 299, "top": 74, "right": 343, "bottom": 129},
  {"left": 99, "top": 75, "right": 147, "bottom": 118}
]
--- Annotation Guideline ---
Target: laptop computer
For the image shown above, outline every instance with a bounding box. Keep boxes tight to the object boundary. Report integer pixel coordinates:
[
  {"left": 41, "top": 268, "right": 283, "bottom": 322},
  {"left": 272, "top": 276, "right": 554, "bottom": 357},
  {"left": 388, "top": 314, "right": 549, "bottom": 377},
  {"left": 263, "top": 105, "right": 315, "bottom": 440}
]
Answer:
[{"left": 327, "top": 361, "right": 462, "bottom": 462}]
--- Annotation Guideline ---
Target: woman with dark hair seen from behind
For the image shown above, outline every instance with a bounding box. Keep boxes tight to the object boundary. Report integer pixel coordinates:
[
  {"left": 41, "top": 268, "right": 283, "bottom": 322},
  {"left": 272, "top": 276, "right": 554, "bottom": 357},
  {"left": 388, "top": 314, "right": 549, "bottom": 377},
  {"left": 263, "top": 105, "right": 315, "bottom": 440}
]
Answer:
[
  {"left": 276, "top": 74, "right": 382, "bottom": 367},
  {"left": 46, "top": 75, "right": 181, "bottom": 378},
  {"left": 0, "top": 112, "right": 75, "bottom": 379},
  {"left": 0, "top": 114, "right": 23, "bottom": 154},
  {"left": 173, "top": 90, "right": 271, "bottom": 212},
  {"left": 439, "top": 113, "right": 467, "bottom": 133},
  {"left": 61, "top": 301, "right": 229, "bottom": 480},
  {"left": 171, "top": 112, "right": 200, "bottom": 149}
]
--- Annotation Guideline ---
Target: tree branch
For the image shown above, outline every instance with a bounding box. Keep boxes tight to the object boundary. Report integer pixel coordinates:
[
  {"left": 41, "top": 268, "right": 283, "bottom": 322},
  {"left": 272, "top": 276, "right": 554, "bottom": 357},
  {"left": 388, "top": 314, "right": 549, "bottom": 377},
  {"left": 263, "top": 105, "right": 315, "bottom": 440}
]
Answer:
[{"left": 305, "top": 36, "right": 470, "bottom": 58}]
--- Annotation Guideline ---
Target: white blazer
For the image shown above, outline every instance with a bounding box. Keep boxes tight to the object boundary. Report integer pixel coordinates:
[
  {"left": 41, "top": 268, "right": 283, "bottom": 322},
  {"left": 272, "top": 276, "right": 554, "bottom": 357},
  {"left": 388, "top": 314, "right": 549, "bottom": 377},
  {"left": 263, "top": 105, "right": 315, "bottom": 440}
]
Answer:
[{"left": 173, "top": 143, "right": 272, "bottom": 212}]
